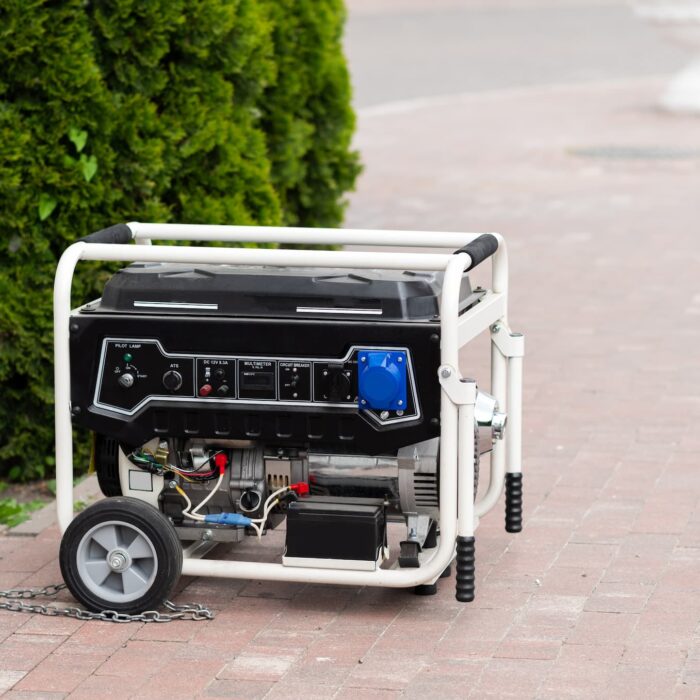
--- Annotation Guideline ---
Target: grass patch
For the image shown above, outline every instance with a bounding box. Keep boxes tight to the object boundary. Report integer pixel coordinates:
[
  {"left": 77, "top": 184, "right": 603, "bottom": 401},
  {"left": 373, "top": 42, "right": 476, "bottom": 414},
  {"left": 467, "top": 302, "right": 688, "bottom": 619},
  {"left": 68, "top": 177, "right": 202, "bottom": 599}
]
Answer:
[{"left": 0, "top": 498, "right": 45, "bottom": 528}]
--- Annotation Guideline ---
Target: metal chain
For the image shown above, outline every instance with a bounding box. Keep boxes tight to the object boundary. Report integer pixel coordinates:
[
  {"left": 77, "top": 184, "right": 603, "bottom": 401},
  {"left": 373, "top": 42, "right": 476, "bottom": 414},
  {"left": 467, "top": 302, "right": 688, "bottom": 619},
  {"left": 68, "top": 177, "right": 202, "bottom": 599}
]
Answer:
[{"left": 0, "top": 584, "right": 214, "bottom": 623}]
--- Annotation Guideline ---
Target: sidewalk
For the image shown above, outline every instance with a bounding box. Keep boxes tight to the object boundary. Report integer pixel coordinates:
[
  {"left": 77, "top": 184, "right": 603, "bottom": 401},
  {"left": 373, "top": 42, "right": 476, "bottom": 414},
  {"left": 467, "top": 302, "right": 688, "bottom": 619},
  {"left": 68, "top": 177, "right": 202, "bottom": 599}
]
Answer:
[{"left": 1, "top": 78, "right": 699, "bottom": 699}]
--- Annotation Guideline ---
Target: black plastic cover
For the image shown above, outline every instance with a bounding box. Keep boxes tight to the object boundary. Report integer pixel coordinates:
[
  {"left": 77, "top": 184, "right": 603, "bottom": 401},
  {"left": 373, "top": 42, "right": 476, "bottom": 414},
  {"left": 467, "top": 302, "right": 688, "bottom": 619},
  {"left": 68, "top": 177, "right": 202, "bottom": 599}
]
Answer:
[
  {"left": 285, "top": 498, "right": 385, "bottom": 562},
  {"left": 91, "top": 263, "right": 475, "bottom": 321}
]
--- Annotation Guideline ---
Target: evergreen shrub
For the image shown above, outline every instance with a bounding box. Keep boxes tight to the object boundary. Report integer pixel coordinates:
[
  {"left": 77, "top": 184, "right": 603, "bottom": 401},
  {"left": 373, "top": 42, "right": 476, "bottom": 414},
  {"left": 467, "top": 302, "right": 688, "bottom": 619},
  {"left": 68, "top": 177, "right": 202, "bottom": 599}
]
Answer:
[{"left": 0, "top": 0, "right": 360, "bottom": 481}]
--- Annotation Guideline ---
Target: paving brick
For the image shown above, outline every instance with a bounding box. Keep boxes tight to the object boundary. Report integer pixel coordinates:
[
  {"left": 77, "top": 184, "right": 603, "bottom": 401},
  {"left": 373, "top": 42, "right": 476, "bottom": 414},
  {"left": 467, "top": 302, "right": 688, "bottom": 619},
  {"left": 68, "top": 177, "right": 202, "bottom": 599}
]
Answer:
[
  {"left": 471, "top": 658, "right": 552, "bottom": 698},
  {"left": 202, "top": 679, "right": 273, "bottom": 699},
  {"left": 345, "top": 651, "right": 428, "bottom": 690},
  {"left": 334, "top": 689, "right": 402, "bottom": 700},
  {"left": 263, "top": 680, "right": 340, "bottom": 699},
  {"left": 621, "top": 644, "right": 688, "bottom": 671},
  {"left": 94, "top": 640, "right": 183, "bottom": 679},
  {"left": 628, "top": 611, "right": 698, "bottom": 647},
  {"left": 14, "top": 652, "right": 106, "bottom": 693},
  {"left": 537, "top": 566, "right": 604, "bottom": 597},
  {"left": 583, "top": 581, "right": 653, "bottom": 614},
  {"left": 130, "top": 660, "right": 226, "bottom": 700},
  {"left": 565, "top": 611, "right": 639, "bottom": 645},
  {"left": 0, "top": 670, "right": 26, "bottom": 694},
  {"left": 3, "top": 691, "right": 67, "bottom": 700},
  {"left": 55, "top": 619, "right": 138, "bottom": 655},
  {"left": 68, "top": 673, "right": 146, "bottom": 700},
  {"left": 302, "top": 632, "right": 377, "bottom": 664},
  {"left": 494, "top": 638, "right": 561, "bottom": 661},
  {"left": 404, "top": 658, "right": 486, "bottom": 697},
  {"left": 605, "top": 665, "right": 682, "bottom": 698},
  {"left": 0, "top": 633, "right": 65, "bottom": 672},
  {"left": 15, "top": 614, "right": 85, "bottom": 637},
  {"left": 218, "top": 651, "right": 299, "bottom": 681},
  {"left": 554, "top": 543, "right": 618, "bottom": 569}
]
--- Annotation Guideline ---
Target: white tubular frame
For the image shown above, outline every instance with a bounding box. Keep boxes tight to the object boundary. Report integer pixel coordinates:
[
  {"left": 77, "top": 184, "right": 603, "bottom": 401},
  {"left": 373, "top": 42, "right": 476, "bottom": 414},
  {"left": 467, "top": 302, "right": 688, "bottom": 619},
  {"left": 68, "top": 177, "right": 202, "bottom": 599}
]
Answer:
[{"left": 54, "top": 223, "right": 523, "bottom": 588}]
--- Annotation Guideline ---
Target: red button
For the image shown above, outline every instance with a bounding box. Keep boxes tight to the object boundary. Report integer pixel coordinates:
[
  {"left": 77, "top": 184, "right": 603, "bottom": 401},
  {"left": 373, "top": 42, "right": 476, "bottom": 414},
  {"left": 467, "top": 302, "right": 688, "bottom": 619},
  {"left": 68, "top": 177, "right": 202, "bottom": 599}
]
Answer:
[{"left": 199, "top": 384, "right": 213, "bottom": 397}]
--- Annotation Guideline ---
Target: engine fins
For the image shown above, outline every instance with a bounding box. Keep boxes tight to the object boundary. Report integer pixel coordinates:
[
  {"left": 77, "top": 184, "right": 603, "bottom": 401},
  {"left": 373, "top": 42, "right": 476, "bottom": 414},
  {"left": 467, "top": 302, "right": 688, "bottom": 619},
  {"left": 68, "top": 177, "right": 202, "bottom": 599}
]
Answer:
[
  {"left": 94, "top": 434, "right": 122, "bottom": 497},
  {"left": 412, "top": 473, "right": 439, "bottom": 509}
]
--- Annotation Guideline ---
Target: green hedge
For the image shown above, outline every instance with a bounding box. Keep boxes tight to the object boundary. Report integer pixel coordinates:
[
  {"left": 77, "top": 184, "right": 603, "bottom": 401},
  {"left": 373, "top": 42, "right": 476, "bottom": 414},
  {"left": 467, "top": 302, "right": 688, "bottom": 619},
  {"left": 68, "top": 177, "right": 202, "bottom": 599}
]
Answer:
[{"left": 0, "top": 0, "right": 360, "bottom": 481}]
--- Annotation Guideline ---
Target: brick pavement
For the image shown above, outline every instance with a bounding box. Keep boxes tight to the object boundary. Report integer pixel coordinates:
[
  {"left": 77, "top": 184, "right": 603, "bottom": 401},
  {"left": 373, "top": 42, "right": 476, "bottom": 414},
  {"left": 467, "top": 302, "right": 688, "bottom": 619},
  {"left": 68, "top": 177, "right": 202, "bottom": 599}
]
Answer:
[{"left": 1, "top": 78, "right": 700, "bottom": 698}]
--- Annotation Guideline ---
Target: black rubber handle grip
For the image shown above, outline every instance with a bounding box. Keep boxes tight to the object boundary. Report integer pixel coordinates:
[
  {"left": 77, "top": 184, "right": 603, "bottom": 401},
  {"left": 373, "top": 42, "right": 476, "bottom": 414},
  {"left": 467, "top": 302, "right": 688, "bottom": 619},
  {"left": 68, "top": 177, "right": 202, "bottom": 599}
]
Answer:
[
  {"left": 455, "top": 535, "right": 475, "bottom": 602},
  {"left": 81, "top": 223, "right": 133, "bottom": 244},
  {"left": 454, "top": 233, "right": 499, "bottom": 270},
  {"left": 505, "top": 472, "right": 523, "bottom": 533}
]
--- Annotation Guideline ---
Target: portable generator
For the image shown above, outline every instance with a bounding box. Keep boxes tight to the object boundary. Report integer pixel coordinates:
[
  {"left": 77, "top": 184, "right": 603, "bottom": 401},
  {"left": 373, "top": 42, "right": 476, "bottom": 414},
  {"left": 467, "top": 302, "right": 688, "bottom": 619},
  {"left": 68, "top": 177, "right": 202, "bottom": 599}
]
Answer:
[{"left": 54, "top": 223, "right": 524, "bottom": 614}]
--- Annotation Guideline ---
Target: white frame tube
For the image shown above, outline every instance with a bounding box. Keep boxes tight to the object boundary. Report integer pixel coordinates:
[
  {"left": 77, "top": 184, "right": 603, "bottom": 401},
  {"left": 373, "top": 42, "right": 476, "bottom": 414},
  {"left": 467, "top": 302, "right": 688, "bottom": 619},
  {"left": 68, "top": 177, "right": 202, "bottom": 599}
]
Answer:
[
  {"left": 507, "top": 355, "right": 523, "bottom": 475},
  {"left": 476, "top": 340, "right": 508, "bottom": 517},
  {"left": 53, "top": 225, "right": 518, "bottom": 588}
]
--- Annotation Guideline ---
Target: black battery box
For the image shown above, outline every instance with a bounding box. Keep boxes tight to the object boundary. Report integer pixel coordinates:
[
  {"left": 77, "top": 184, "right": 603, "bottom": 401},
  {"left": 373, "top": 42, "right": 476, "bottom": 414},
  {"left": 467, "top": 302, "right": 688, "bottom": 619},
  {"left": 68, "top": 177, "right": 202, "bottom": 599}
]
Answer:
[{"left": 283, "top": 498, "right": 386, "bottom": 570}]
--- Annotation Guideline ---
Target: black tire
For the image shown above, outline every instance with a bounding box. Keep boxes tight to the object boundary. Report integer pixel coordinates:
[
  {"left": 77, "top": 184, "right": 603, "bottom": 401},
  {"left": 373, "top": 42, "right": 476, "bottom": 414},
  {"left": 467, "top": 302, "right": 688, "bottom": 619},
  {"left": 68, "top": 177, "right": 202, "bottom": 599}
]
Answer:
[
  {"left": 60, "top": 497, "right": 182, "bottom": 614},
  {"left": 94, "top": 434, "right": 122, "bottom": 497}
]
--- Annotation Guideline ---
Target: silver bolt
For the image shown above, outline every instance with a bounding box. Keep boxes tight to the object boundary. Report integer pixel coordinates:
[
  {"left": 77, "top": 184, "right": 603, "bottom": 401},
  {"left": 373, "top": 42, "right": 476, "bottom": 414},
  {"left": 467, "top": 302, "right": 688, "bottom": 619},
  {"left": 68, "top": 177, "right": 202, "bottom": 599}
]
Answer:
[
  {"left": 397, "top": 356, "right": 403, "bottom": 362},
  {"left": 168, "top": 480, "right": 177, "bottom": 489},
  {"left": 202, "top": 530, "right": 213, "bottom": 542},
  {"left": 108, "top": 552, "right": 128, "bottom": 571},
  {"left": 361, "top": 399, "right": 367, "bottom": 405},
  {"left": 440, "top": 368, "right": 452, "bottom": 378},
  {"left": 397, "top": 400, "right": 403, "bottom": 406},
  {"left": 491, "top": 323, "right": 501, "bottom": 333},
  {"left": 360, "top": 356, "right": 367, "bottom": 363},
  {"left": 396, "top": 410, "right": 404, "bottom": 416},
  {"left": 380, "top": 410, "right": 389, "bottom": 420}
]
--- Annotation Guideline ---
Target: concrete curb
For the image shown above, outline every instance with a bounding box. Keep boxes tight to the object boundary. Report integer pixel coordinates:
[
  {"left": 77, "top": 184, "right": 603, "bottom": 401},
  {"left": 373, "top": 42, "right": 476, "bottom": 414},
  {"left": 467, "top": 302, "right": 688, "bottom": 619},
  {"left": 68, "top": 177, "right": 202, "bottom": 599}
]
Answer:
[{"left": 7, "top": 474, "right": 102, "bottom": 537}]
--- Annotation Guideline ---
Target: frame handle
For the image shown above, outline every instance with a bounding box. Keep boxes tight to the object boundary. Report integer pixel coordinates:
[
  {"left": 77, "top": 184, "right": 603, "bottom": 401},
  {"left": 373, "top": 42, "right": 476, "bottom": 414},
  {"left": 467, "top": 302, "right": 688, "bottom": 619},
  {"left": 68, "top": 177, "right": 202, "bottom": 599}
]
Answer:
[
  {"left": 454, "top": 233, "right": 499, "bottom": 270},
  {"left": 81, "top": 223, "right": 133, "bottom": 245}
]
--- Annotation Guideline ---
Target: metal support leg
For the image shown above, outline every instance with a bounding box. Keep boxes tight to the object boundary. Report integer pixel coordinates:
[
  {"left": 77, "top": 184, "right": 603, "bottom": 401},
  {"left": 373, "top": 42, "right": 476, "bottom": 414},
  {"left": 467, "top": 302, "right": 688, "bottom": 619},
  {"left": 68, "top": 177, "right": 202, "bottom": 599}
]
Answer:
[
  {"left": 505, "top": 351, "right": 524, "bottom": 532},
  {"left": 475, "top": 332, "right": 507, "bottom": 517},
  {"left": 439, "top": 370, "right": 478, "bottom": 603}
]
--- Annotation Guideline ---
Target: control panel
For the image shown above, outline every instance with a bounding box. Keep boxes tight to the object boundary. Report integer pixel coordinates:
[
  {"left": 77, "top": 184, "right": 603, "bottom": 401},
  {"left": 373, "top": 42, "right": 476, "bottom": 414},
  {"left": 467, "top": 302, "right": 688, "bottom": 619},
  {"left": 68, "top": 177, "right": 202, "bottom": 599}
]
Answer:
[{"left": 94, "top": 339, "right": 419, "bottom": 425}]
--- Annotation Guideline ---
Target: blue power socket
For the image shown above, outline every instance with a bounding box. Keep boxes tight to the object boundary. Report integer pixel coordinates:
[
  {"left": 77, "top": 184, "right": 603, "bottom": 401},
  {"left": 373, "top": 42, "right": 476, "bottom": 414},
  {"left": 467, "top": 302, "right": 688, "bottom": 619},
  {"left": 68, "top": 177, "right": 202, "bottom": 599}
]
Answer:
[{"left": 357, "top": 350, "right": 408, "bottom": 411}]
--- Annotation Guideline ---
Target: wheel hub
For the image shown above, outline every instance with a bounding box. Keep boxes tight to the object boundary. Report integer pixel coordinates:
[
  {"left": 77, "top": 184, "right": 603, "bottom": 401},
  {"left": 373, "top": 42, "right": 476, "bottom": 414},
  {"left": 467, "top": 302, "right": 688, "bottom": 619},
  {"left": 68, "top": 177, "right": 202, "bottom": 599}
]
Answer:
[
  {"left": 107, "top": 549, "right": 131, "bottom": 572},
  {"left": 75, "top": 519, "right": 159, "bottom": 603}
]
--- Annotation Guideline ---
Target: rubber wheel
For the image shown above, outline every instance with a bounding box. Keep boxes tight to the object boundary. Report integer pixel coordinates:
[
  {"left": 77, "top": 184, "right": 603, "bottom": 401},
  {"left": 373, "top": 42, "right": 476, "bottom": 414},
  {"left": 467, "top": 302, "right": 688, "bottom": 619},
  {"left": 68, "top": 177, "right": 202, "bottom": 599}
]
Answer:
[{"left": 60, "top": 497, "right": 182, "bottom": 614}]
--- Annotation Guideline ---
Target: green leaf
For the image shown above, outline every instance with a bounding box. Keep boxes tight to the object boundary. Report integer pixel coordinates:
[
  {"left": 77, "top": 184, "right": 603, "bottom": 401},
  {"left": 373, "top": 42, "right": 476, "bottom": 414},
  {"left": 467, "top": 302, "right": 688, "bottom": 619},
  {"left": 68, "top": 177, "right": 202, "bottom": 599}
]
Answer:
[
  {"left": 80, "top": 154, "right": 98, "bottom": 182},
  {"left": 38, "top": 193, "right": 57, "bottom": 220},
  {"left": 68, "top": 127, "right": 88, "bottom": 153},
  {"left": 0, "top": 497, "right": 44, "bottom": 528}
]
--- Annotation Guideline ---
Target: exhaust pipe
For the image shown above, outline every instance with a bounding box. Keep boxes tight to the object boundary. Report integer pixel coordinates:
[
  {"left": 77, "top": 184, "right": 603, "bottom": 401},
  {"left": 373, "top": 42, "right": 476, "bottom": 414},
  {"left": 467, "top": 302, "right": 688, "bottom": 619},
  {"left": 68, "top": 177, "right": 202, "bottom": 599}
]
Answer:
[{"left": 475, "top": 390, "right": 507, "bottom": 454}]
